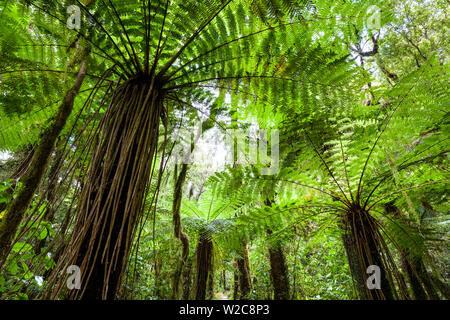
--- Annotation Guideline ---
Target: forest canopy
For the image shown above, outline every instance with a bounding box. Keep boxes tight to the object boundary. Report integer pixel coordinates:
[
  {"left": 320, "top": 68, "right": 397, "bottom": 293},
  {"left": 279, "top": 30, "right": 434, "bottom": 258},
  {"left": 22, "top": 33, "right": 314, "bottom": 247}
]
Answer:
[{"left": 0, "top": 0, "right": 448, "bottom": 301}]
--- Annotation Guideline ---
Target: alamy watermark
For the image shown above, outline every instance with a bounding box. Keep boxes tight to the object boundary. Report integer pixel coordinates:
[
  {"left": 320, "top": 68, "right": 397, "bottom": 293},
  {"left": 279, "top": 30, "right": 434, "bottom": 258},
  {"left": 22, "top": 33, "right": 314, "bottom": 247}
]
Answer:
[
  {"left": 67, "top": 5, "right": 81, "bottom": 30},
  {"left": 171, "top": 122, "right": 279, "bottom": 175},
  {"left": 66, "top": 265, "right": 81, "bottom": 290},
  {"left": 366, "top": 265, "right": 381, "bottom": 290},
  {"left": 64, "top": 4, "right": 381, "bottom": 34},
  {"left": 366, "top": 6, "right": 381, "bottom": 30}
]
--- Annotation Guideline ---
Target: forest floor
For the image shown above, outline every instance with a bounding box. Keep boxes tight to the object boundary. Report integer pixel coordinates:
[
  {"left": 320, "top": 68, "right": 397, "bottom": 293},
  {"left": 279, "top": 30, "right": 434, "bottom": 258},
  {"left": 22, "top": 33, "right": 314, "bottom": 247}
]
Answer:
[{"left": 214, "top": 292, "right": 229, "bottom": 300}]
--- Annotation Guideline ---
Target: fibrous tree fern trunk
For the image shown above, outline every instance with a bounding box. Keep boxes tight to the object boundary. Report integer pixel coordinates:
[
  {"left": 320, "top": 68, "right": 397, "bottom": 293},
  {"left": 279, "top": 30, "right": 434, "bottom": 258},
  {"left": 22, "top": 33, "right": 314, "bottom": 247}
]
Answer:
[
  {"left": 0, "top": 56, "right": 88, "bottom": 270},
  {"left": 193, "top": 234, "right": 214, "bottom": 300},
  {"left": 342, "top": 226, "right": 370, "bottom": 299},
  {"left": 342, "top": 207, "right": 396, "bottom": 300},
  {"left": 182, "top": 255, "right": 193, "bottom": 300},
  {"left": 268, "top": 241, "right": 290, "bottom": 300},
  {"left": 264, "top": 199, "right": 290, "bottom": 300},
  {"left": 47, "top": 75, "right": 165, "bottom": 299}
]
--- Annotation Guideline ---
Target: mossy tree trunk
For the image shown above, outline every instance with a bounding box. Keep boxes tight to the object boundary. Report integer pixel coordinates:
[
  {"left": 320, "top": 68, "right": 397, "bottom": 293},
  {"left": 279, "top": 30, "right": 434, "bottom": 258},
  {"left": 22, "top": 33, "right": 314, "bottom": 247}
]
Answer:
[
  {"left": 264, "top": 199, "right": 290, "bottom": 300},
  {"left": 171, "top": 163, "right": 191, "bottom": 299},
  {"left": 0, "top": 57, "right": 88, "bottom": 270}
]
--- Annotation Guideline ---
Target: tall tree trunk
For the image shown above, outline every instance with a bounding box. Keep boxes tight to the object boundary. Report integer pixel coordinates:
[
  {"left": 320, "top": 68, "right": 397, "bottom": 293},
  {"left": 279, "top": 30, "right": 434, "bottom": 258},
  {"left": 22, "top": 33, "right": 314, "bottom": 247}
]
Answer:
[
  {"left": 47, "top": 76, "right": 165, "bottom": 299},
  {"left": 221, "top": 270, "right": 227, "bottom": 291},
  {"left": 171, "top": 122, "right": 202, "bottom": 299},
  {"left": 0, "top": 56, "right": 88, "bottom": 270},
  {"left": 194, "top": 234, "right": 214, "bottom": 300}
]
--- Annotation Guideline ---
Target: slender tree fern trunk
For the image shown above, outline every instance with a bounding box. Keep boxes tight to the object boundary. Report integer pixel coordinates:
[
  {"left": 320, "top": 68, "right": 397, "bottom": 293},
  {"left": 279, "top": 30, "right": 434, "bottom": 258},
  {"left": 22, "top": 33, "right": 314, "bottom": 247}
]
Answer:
[
  {"left": 268, "top": 242, "right": 290, "bottom": 300},
  {"left": 172, "top": 126, "right": 201, "bottom": 299},
  {"left": 182, "top": 255, "right": 193, "bottom": 300},
  {"left": 414, "top": 258, "right": 441, "bottom": 299},
  {"left": 385, "top": 201, "right": 441, "bottom": 300},
  {"left": 401, "top": 252, "right": 429, "bottom": 299},
  {"left": 221, "top": 270, "right": 227, "bottom": 291},
  {"left": 34, "top": 138, "right": 65, "bottom": 255},
  {"left": 233, "top": 260, "right": 239, "bottom": 300},
  {"left": 0, "top": 57, "right": 88, "bottom": 270},
  {"left": 236, "top": 239, "right": 252, "bottom": 299},
  {"left": 385, "top": 203, "right": 428, "bottom": 299},
  {"left": 430, "top": 273, "right": 450, "bottom": 299}
]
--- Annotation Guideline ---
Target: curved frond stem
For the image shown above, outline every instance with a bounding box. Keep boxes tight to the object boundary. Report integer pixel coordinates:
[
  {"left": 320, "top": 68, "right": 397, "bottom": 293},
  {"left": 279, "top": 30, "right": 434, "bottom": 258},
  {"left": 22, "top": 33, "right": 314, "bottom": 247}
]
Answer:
[
  {"left": 356, "top": 66, "right": 428, "bottom": 203},
  {"left": 367, "top": 181, "right": 445, "bottom": 211},
  {"left": 398, "top": 137, "right": 449, "bottom": 168},
  {"left": 26, "top": 0, "right": 132, "bottom": 77},
  {"left": 0, "top": 69, "right": 116, "bottom": 83},
  {"left": 105, "top": 0, "right": 143, "bottom": 72},
  {"left": 151, "top": 0, "right": 170, "bottom": 75},
  {"left": 193, "top": 84, "right": 261, "bottom": 101},
  {"left": 362, "top": 175, "right": 391, "bottom": 210},
  {"left": 165, "top": 74, "right": 341, "bottom": 91},
  {"left": 168, "top": 54, "right": 262, "bottom": 83},
  {"left": 157, "top": 0, "right": 233, "bottom": 78},
  {"left": 363, "top": 142, "right": 448, "bottom": 209},
  {"left": 339, "top": 135, "right": 354, "bottom": 202},
  {"left": 303, "top": 130, "right": 351, "bottom": 205},
  {"left": 165, "top": 21, "right": 301, "bottom": 82}
]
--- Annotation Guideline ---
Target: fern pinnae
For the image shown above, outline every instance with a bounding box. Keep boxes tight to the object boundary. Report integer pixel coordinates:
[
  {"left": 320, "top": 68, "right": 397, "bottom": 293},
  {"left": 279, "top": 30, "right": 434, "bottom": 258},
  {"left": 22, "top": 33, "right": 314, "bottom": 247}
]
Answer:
[
  {"left": 157, "top": 0, "right": 233, "bottom": 78},
  {"left": 104, "top": 0, "right": 143, "bottom": 72},
  {"left": 339, "top": 135, "right": 354, "bottom": 203},
  {"left": 74, "top": 0, "right": 136, "bottom": 74},
  {"left": 358, "top": 65, "right": 430, "bottom": 207}
]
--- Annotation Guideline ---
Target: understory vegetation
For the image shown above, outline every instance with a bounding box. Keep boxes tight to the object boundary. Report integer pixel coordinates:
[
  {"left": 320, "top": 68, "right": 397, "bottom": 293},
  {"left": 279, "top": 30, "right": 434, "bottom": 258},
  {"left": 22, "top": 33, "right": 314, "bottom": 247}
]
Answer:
[{"left": 0, "top": 0, "right": 448, "bottom": 300}]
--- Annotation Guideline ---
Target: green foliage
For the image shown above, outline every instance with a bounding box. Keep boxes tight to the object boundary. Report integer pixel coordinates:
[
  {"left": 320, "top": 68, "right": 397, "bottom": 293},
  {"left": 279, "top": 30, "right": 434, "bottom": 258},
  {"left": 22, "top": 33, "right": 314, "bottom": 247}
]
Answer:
[{"left": 0, "top": 0, "right": 448, "bottom": 301}]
